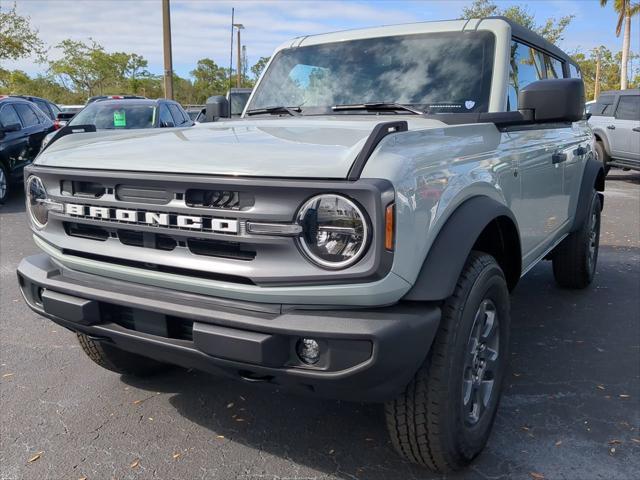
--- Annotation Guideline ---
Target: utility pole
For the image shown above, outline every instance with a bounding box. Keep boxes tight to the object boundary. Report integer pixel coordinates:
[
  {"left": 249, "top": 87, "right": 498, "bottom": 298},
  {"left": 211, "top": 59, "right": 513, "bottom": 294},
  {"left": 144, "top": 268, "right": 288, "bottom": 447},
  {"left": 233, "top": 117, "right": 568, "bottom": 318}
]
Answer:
[
  {"left": 594, "top": 47, "right": 601, "bottom": 101},
  {"left": 162, "top": 0, "right": 174, "bottom": 100},
  {"left": 229, "top": 8, "right": 234, "bottom": 92},
  {"left": 233, "top": 23, "right": 244, "bottom": 88}
]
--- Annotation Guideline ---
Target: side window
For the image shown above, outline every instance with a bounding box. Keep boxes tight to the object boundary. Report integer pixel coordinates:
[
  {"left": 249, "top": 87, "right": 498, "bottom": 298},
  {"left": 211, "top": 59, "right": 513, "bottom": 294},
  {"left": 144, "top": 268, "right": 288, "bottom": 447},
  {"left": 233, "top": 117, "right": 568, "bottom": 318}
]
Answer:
[
  {"left": 14, "top": 103, "right": 40, "bottom": 127},
  {"left": 569, "top": 64, "right": 581, "bottom": 79},
  {"left": 168, "top": 104, "right": 186, "bottom": 125},
  {"left": 507, "top": 41, "right": 546, "bottom": 111},
  {"left": 34, "top": 100, "right": 51, "bottom": 119},
  {"left": 0, "top": 104, "right": 22, "bottom": 128},
  {"left": 158, "top": 105, "right": 174, "bottom": 126},
  {"left": 591, "top": 96, "right": 615, "bottom": 117},
  {"left": 544, "top": 55, "right": 563, "bottom": 79},
  {"left": 615, "top": 95, "right": 640, "bottom": 121}
]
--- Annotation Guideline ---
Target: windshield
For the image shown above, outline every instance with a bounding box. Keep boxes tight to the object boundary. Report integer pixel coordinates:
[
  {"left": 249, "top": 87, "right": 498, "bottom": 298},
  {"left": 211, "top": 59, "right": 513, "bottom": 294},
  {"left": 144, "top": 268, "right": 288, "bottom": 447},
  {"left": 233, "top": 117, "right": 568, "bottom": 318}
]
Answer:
[
  {"left": 70, "top": 103, "right": 156, "bottom": 129},
  {"left": 248, "top": 31, "right": 495, "bottom": 114}
]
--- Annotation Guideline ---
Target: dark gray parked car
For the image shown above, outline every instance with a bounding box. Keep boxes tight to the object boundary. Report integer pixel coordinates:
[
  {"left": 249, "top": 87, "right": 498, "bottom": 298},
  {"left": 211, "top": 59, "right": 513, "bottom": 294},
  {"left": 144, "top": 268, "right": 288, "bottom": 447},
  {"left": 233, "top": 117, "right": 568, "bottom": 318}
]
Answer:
[{"left": 589, "top": 89, "right": 640, "bottom": 172}]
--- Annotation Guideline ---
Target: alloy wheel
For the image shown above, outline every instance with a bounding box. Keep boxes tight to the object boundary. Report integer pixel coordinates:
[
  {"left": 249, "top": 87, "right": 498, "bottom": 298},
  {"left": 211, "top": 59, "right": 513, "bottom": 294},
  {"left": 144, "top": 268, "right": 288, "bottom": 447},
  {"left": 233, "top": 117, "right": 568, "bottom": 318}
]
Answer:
[{"left": 462, "top": 298, "right": 500, "bottom": 426}]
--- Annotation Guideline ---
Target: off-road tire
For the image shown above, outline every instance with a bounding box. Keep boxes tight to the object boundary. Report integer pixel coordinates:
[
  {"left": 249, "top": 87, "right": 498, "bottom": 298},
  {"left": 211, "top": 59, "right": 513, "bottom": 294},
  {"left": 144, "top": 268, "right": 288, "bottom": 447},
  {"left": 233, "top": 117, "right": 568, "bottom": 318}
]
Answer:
[
  {"left": 594, "top": 141, "right": 610, "bottom": 175},
  {"left": 552, "top": 192, "right": 601, "bottom": 289},
  {"left": 385, "top": 252, "right": 510, "bottom": 472},
  {"left": 0, "top": 162, "right": 9, "bottom": 204},
  {"left": 77, "top": 333, "right": 167, "bottom": 376}
]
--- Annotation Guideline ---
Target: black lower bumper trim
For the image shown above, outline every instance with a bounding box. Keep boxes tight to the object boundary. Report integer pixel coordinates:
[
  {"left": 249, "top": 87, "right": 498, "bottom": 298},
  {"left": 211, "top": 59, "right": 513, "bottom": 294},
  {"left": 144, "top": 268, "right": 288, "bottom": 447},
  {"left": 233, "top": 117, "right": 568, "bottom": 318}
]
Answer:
[{"left": 17, "top": 254, "right": 441, "bottom": 401}]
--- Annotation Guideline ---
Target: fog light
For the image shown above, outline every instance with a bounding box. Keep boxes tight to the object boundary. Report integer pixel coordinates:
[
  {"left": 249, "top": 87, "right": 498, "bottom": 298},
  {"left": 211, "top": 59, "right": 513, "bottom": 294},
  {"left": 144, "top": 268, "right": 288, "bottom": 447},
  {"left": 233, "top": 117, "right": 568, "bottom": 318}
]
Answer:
[{"left": 296, "top": 338, "right": 320, "bottom": 365}]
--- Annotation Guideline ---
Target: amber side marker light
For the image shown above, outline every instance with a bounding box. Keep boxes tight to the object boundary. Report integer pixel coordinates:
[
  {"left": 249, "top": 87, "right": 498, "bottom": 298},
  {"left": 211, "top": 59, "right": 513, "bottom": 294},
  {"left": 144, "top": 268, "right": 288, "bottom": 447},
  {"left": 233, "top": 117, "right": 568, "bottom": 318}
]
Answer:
[{"left": 385, "top": 203, "right": 395, "bottom": 251}]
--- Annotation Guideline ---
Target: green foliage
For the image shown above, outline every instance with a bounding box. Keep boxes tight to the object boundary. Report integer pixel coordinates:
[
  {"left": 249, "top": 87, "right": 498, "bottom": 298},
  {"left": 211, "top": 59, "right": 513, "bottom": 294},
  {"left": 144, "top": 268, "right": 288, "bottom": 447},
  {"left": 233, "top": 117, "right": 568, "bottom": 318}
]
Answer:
[
  {"left": 0, "top": 1, "right": 46, "bottom": 61},
  {"left": 250, "top": 56, "right": 270, "bottom": 80},
  {"left": 190, "top": 58, "right": 229, "bottom": 103},
  {"left": 571, "top": 47, "right": 639, "bottom": 99},
  {"left": 461, "top": 0, "right": 574, "bottom": 43}
]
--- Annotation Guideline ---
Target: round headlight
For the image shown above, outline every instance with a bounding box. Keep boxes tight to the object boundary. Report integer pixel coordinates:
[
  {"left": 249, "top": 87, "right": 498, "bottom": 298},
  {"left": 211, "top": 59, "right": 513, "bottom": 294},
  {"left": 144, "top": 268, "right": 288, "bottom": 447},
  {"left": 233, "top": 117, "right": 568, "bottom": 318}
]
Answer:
[
  {"left": 297, "top": 194, "right": 370, "bottom": 269},
  {"left": 26, "top": 176, "right": 49, "bottom": 228}
]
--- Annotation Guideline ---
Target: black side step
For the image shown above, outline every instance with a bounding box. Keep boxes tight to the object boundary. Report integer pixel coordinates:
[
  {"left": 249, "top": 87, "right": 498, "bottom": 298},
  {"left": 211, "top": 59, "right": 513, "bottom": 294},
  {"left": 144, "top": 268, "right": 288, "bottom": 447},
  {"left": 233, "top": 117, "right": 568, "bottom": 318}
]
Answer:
[{"left": 347, "top": 121, "right": 408, "bottom": 180}]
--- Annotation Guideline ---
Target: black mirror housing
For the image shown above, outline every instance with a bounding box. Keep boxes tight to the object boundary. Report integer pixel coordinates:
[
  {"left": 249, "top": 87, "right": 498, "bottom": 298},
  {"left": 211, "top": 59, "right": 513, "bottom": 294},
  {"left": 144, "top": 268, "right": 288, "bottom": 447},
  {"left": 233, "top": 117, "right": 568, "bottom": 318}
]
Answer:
[
  {"left": 1, "top": 122, "right": 21, "bottom": 133},
  {"left": 518, "top": 78, "right": 585, "bottom": 123},
  {"left": 205, "top": 96, "right": 229, "bottom": 122}
]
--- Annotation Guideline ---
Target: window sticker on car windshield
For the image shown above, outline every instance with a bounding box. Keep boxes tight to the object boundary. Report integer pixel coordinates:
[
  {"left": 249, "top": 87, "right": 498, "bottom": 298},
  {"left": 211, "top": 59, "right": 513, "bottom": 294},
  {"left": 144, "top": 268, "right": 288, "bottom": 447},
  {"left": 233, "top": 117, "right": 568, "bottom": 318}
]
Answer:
[{"left": 113, "top": 110, "right": 126, "bottom": 127}]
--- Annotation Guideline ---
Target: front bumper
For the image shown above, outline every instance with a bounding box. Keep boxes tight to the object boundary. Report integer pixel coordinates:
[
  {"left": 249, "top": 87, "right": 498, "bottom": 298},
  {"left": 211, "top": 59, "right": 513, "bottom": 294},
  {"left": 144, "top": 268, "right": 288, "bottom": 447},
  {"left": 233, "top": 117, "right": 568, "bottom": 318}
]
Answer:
[{"left": 17, "top": 254, "right": 440, "bottom": 402}]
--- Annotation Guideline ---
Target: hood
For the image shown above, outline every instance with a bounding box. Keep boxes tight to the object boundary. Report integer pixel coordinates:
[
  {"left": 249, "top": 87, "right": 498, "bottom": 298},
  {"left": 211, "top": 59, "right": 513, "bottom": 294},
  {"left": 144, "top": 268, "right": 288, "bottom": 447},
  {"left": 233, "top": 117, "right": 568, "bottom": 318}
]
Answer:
[{"left": 36, "top": 117, "right": 446, "bottom": 178}]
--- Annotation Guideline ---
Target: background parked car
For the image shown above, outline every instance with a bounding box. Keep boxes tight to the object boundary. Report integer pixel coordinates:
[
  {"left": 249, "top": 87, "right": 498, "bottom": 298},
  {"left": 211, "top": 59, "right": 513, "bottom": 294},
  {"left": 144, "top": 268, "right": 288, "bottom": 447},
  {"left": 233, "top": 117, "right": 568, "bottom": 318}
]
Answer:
[
  {"left": 589, "top": 89, "right": 640, "bottom": 173},
  {"left": 8, "top": 95, "right": 61, "bottom": 122},
  {"left": 42, "top": 98, "right": 194, "bottom": 150},
  {"left": 86, "top": 94, "right": 146, "bottom": 104},
  {"left": 0, "top": 96, "right": 55, "bottom": 203}
]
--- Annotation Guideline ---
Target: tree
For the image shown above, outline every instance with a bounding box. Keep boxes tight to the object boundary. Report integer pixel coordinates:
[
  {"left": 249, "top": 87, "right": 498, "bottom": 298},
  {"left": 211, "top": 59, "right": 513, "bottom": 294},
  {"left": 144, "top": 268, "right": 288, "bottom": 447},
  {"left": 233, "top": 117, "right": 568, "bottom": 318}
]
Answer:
[
  {"left": 250, "top": 57, "right": 270, "bottom": 81},
  {"left": 600, "top": 0, "right": 640, "bottom": 90},
  {"left": 571, "top": 46, "right": 639, "bottom": 99},
  {"left": 461, "top": 0, "right": 574, "bottom": 44},
  {"left": 190, "top": 58, "right": 228, "bottom": 102},
  {"left": 0, "top": 1, "right": 45, "bottom": 61}
]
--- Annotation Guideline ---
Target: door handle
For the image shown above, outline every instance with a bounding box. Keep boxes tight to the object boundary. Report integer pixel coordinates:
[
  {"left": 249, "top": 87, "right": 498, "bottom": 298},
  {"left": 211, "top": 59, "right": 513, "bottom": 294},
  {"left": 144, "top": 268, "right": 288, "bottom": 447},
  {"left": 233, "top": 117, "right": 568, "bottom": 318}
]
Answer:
[
  {"left": 607, "top": 125, "right": 616, "bottom": 130},
  {"left": 633, "top": 127, "right": 640, "bottom": 132},
  {"left": 573, "top": 146, "right": 587, "bottom": 156},
  {"left": 552, "top": 152, "right": 568, "bottom": 164}
]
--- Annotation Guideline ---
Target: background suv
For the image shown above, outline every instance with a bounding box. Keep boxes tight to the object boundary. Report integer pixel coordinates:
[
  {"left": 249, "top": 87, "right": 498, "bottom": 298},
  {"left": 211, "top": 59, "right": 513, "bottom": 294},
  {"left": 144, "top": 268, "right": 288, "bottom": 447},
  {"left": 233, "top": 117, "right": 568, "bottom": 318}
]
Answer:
[
  {"left": 589, "top": 89, "right": 640, "bottom": 172},
  {"left": 0, "top": 96, "right": 54, "bottom": 203}
]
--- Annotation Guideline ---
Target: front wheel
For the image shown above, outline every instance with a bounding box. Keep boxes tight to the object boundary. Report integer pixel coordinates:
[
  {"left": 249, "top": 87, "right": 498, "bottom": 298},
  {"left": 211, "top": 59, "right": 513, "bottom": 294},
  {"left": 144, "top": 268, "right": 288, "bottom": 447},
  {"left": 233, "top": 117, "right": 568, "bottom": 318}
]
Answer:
[
  {"left": 385, "top": 252, "right": 510, "bottom": 472},
  {"left": 77, "top": 333, "right": 168, "bottom": 376},
  {"left": 0, "top": 163, "right": 9, "bottom": 204},
  {"left": 552, "top": 192, "right": 602, "bottom": 289}
]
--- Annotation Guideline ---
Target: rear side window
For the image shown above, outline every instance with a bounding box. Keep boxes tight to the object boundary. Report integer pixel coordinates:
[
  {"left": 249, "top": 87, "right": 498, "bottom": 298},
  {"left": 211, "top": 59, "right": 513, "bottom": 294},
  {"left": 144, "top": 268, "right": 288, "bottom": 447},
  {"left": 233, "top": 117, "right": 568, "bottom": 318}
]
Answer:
[
  {"left": 591, "top": 96, "right": 615, "bottom": 116},
  {"left": 168, "top": 104, "right": 186, "bottom": 125},
  {"left": 159, "top": 105, "right": 174, "bottom": 126},
  {"left": 615, "top": 95, "right": 640, "bottom": 120},
  {"left": 14, "top": 103, "right": 40, "bottom": 126},
  {"left": 507, "top": 41, "right": 546, "bottom": 111},
  {"left": 0, "top": 104, "right": 22, "bottom": 127},
  {"left": 544, "top": 55, "right": 563, "bottom": 79},
  {"left": 569, "top": 64, "right": 581, "bottom": 78},
  {"left": 33, "top": 99, "right": 52, "bottom": 119}
]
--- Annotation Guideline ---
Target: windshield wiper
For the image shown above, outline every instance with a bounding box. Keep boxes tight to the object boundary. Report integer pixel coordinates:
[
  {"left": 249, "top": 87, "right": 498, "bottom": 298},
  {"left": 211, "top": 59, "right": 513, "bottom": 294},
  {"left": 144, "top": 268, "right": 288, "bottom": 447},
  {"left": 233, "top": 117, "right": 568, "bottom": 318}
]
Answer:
[
  {"left": 245, "top": 106, "right": 302, "bottom": 116},
  {"left": 332, "top": 102, "right": 425, "bottom": 115}
]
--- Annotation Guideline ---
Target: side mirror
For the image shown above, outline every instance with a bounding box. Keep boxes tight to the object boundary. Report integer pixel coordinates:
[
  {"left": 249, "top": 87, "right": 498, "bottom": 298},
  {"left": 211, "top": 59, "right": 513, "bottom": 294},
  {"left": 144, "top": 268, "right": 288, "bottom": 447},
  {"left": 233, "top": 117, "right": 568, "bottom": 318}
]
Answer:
[
  {"left": 205, "top": 95, "right": 229, "bottom": 122},
  {"left": 518, "top": 78, "right": 585, "bottom": 123},
  {"left": 1, "top": 123, "right": 21, "bottom": 133},
  {"left": 160, "top": 120, "right": 175, "bottom": 128}
]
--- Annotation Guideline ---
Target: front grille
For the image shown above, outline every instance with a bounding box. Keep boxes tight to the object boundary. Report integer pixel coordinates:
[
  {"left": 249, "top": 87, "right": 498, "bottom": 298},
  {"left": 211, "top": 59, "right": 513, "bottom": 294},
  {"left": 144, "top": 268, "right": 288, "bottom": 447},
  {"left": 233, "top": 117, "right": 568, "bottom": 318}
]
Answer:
[
  {"left": 187, "top": 238, "right": 255, "bottom": 261},
  {"left": 116, "top": 185, "right": 172, "bottom": 204},
  {"left": 118, "top": 229, "right": 177, "bottom": 251},
  {"left": 185, "top": 189, "right": 244, "bottom": 209},
  {"left": 63, "top": 222, "right": 255, "bottom": 260},
  {"left": 64, "top": 222, "right": 109, "bottom": 241},
  {"left": 61, "top": 180, "right": 106, "bottom": 198},
  {"left": 62, "top": 249, "right": 256, "bottom": 285}
]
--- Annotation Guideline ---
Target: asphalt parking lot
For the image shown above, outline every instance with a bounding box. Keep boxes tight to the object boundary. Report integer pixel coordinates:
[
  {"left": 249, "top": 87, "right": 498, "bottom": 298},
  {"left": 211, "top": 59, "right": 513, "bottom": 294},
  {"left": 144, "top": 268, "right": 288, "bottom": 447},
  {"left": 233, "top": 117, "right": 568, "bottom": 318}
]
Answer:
[{"left": 1, "top": 171, "right": 638, "bottom": 480}]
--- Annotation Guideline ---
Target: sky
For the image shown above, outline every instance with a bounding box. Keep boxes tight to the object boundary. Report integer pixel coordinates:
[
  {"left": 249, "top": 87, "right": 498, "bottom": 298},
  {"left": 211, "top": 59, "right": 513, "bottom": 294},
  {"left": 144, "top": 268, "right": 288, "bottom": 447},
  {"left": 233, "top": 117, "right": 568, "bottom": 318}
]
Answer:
[{"left": 3, "top": 0, "right": 640, "bottom": 79}]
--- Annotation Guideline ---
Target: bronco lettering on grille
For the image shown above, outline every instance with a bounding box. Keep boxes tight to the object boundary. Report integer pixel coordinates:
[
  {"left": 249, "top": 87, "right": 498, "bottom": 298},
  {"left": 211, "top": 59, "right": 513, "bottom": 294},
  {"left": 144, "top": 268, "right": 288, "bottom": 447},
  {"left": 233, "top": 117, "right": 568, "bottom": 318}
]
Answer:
[{"left": 64, "top": 203, "right": 239, "bottom": 234}]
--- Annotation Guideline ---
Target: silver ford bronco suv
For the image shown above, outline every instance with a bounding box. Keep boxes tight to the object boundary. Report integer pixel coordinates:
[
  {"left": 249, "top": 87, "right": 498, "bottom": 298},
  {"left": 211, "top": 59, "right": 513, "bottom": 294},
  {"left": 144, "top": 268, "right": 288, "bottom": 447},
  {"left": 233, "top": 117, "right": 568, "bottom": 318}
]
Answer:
[{"left": 17, "top": 17, "right": 604, "bottom": 472}]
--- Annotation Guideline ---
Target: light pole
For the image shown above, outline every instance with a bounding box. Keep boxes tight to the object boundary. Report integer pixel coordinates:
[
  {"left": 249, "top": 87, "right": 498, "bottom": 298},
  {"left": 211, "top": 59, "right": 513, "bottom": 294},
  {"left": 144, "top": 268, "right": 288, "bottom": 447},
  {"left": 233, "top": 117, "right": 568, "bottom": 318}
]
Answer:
[
  {"left": 161, "top": 0, "right": 174, "bottom": 100},
  {"left": 233, "top": 23, "right": 244, "bottom": 88}
]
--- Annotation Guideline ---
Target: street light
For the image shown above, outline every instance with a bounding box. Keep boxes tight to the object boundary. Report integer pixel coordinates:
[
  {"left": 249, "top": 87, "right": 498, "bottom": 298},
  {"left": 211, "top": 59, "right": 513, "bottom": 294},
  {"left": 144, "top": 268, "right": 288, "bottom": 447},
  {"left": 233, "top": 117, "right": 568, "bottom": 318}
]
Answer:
[{"left": 233, "top": 23, "right": 244, "bottom": 88}]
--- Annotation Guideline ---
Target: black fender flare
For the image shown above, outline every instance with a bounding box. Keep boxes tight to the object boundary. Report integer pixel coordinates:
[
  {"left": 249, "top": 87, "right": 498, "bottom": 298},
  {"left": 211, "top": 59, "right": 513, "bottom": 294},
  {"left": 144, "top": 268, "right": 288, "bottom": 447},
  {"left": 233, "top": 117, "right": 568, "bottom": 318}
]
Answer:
[
  {"left": 403, "top": 196, "right": 521, "bottom": 302},
  {"left": 571, "top": 156, "right": 605, "bottom": 232},
  {"left": 592, "top": 128, "right": 611, "bottom": 155}
]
